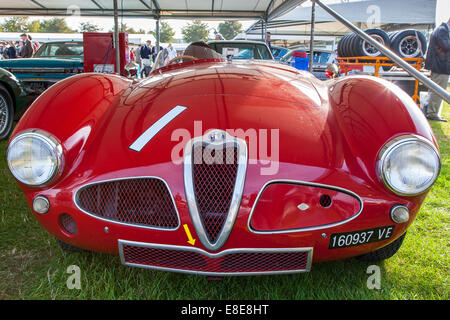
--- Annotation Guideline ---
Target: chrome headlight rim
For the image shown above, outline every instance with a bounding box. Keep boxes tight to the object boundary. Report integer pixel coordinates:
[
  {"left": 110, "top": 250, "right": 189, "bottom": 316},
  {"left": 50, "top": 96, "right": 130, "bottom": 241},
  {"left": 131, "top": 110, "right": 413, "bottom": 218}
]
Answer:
[
  {"left": 377, "top": 134, "right": 441, "bottom": 196},
  {"left": 7, "top": 129, "right": 64, "bottom": 187}
]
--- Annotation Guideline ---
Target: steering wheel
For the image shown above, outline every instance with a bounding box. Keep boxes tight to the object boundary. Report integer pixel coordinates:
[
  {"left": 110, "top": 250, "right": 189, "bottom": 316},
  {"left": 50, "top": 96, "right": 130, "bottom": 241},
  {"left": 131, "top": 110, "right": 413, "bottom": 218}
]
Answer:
[{"left": 167, "top": 55, "right": 198, "bottom": 65}]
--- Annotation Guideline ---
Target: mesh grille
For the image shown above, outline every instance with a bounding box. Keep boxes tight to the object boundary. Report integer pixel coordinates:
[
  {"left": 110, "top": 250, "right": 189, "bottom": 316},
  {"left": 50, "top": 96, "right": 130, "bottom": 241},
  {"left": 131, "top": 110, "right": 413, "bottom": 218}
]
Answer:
[
  {"left": 60, "top": 213, "right": 78, "bottom": 235},
  {"left": 76, "top": 178, "right": 179, "bottom": 228},
  {"left": 192, "top": 145, "right": 239, "bottom": 243},
  {"left": 122, "top": 244, "right": 310, "bottom": 274}
]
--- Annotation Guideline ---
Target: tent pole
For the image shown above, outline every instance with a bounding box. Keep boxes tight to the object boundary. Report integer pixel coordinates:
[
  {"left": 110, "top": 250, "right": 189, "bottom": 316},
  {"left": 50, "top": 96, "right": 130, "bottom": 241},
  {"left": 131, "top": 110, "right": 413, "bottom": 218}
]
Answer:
[
  {"left": 155, "top": 15, "right": 160, "bottom": 54},
  {"left": 314, "top": 0, "right": 450, "bottom": 103},
  {"left": 308, "top": 0, "right": 315, "bottom": 72},
  {"left": 113, "top": 0, "right": 121, "bottom": 74}
]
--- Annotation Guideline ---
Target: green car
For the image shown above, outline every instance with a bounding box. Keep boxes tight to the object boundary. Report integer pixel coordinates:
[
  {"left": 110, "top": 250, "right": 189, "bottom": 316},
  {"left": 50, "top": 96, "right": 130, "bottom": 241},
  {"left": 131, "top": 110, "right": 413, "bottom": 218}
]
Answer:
[
  {"left": 0, "top": 41, "right": 83, "bottom": 97},
  {"left": 0, "top": 68, "right": 27, "bottom": 140}
]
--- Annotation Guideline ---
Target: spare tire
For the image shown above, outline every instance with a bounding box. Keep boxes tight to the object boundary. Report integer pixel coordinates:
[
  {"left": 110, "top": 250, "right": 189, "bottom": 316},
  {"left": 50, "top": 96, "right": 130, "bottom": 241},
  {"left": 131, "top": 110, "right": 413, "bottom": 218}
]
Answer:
[
  {"left": 355, "top": 29, "right": 391, "bottom": 57},
  {"left": 391, "top": 30, "right": 427, "bottom": 58},
  {"left": 337, "top": 34, "right": 352, "bottom": 57},
  {"left": 348, "top": 34, "right": 361, "bottom": 57}
]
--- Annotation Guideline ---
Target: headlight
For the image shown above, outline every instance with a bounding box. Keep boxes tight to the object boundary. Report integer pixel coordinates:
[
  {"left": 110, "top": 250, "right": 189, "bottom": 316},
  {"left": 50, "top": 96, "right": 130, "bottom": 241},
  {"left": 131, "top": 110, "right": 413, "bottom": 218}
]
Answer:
[
  {"left": 7, "top": 129, "right": 64, "bottom": 186},
  {"left": 377, "top": 135, "right": 440, "bottom": 196}
]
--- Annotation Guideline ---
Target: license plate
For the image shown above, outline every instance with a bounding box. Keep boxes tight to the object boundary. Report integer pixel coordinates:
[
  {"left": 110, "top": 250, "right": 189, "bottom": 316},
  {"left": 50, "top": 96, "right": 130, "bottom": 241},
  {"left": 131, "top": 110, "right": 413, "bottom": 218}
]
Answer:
[{"left": 329, "top": 226, "right": 395, "bottom": 249}]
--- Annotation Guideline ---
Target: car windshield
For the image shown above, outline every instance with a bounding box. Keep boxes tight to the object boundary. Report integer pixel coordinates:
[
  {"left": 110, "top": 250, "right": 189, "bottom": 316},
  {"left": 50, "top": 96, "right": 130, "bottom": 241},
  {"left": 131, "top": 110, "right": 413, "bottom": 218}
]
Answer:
[
  {"left": 151, "top": 42, "right": 223, "bottom": 72},
  {"left": 35, "top": 42, "right": 84, "bottom": 57},
  {"left": 209, "top": 42, "right": 272, "bottom": 60}
]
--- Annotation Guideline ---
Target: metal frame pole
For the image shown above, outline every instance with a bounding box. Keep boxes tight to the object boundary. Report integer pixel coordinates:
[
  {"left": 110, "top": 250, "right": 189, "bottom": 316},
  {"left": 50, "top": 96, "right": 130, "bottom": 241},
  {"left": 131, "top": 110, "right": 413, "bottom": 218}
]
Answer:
[
  {"left": 113, "top": 0, "right": 121, "bottom": 74},
  {"left": 155, "top": 15, "right": 160, "bottom": 54},
  {"left": 314, "top": 0, "right": 450, "bottom": 103},
  {"left": 308, "top": 0, "right": 315, "bottom": 72}
]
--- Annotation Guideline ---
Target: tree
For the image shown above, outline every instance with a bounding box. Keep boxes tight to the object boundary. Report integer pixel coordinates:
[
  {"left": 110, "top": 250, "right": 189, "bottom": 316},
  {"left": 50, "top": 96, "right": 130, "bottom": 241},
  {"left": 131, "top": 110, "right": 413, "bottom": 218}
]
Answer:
[
  {"left": 27, "top": 20, "right": 41, "bottom": 33},
  {"left": 181, "top": 20, "right": 210, "bottom": 43},
  {"left": 159, "top": 21, "right": 175, "bottom": 43},
  {"left": 78, "top": 22, "right": 102, "bottom": 33},
  {"left": 109, "top": 23, "right": 136, "bottom": 34},
  {"left": 218, "top": 21, "right": 243, "bottom": 40},
  {"left": 0, "top": 17, "right": 30, "bottom": 33},
  {"left": 38, "top": 18, "right": 74, "bottom": 33}
]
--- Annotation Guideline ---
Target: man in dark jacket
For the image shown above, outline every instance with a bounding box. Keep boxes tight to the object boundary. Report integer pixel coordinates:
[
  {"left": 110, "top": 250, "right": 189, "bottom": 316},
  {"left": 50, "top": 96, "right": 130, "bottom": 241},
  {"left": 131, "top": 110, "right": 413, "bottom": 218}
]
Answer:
[
  {"left": 20, "top": 33, "right": 33, "bottom": 58},
  {"left": 425, "top": 19, "right": 450, "bottom": 122}
]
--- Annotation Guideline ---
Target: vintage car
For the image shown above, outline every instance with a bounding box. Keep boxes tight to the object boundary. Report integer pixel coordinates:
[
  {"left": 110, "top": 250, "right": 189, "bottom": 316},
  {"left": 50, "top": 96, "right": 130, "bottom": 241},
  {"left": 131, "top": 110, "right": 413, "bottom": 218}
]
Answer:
[
  {"left": 0, "top": 67, "right": 27, "bottom": 140},
  {"left": 271, "top": 46, "right": 289, "bottom": 60},
  {"left": 281, "top": 48, "right": 338, "bottom": 80},
  {"left": 6, "top": 42, "right": 441, "bottom": 276},
  {"left": 0, "top": 41, "right": 83, "bottom": 97}
]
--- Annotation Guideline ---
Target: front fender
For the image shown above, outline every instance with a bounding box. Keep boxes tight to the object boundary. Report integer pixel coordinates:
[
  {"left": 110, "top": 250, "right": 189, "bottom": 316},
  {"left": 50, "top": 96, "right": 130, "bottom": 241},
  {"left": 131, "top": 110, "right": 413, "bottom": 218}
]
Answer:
[
  {"left": 328, "top": 75, "right": 438, "bottom": 186},
  {"left": 11, "top": 73, "right": 132, "bottom": 185}
]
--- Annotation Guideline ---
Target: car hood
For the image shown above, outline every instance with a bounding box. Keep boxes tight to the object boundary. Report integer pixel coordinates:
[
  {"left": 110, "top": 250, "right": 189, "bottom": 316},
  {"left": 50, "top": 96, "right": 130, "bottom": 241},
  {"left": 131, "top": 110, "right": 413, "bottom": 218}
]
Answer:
[{"left": 75, "top": 61, "right": 343, "bottom": 173}]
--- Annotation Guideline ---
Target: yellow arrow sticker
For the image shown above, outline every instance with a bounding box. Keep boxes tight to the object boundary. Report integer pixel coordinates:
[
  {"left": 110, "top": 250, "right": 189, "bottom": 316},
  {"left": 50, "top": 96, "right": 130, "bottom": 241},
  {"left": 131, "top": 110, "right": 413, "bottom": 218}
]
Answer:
[{"left": 183, "top": 224, "right": 196, "bottom": 246}]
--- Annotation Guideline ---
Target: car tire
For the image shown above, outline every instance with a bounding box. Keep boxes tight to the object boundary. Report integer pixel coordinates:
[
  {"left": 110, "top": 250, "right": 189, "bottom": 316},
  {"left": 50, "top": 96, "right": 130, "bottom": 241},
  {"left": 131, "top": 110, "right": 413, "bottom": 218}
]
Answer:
[
  {"left": 356, "top": 29, "right": 391, "bottom": 57},
  {"left": 337, "top": 34, "right": 351, "bottom": 57},
  {"left": 348, "top": 34, "right": 360, "bottom": 57},
  {"left": 356, "top": 232, "right": 406, "bottom": 262},
  {"left": 391, "top": 30, "right": 427, "bottom": 58},
  {"left": 56, "top": 238, "right": 85, "bottom": 253},
  {"left": 0, "top": 84, "right": 14, "bottom": 141}
]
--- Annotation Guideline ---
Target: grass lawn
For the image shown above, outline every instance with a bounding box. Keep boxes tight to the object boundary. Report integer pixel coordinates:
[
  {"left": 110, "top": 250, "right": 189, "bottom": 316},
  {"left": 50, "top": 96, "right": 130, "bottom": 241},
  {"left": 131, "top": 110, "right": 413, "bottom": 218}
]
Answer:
[{"left": 0, "top": 104, "right": 448, "bottom": 300}]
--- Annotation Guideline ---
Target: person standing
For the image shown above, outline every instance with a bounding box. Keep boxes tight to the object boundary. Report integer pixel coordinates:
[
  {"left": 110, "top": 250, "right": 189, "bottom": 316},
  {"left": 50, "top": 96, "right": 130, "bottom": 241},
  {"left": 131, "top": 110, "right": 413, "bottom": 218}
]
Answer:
[
  {"left": 265, "top": 31, "right": 272, "bottom": 51},
  {"left": 167, "top": 43, "right": 177, "bottom": 60},
  {"left": 140, "top": 40, "right": 153, "bottom": 77},
  {"left": 20, "top": 33, "right": 33, "bottom": 58},
  {"left": 425, "top": 18, "right": 450, "bottom": 122},
  {"left": 7, "top": 41, "right": 16, "bottom": 59}
]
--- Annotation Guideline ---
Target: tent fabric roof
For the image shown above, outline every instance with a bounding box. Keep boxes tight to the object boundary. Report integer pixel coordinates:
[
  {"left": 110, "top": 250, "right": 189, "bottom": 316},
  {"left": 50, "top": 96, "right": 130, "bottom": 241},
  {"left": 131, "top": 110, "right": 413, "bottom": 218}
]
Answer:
[
  {"left": 0, "top": 0, "right": 307, "bottom": 19},
  {"left": 246, "top": 0, "right": 436, "bottom": 37}
]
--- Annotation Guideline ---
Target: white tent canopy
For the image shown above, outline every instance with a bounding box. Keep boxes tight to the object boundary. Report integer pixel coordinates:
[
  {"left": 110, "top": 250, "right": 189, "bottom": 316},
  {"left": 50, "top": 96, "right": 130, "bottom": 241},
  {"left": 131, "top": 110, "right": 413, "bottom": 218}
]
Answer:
[
  {"left": 0, "top": 0, "right": 307, "bottom": 19},
  {"left": 246, "top": 0, "right": 437, "bottom": 37}
]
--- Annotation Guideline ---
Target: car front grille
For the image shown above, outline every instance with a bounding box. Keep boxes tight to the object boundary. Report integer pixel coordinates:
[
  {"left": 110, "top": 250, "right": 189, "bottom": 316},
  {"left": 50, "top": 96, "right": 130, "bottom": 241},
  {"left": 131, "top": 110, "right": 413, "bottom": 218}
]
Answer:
[
  {"left": 75, "top": 178, "right": 179, "bottom": 229},
  {"left": 119, "top": 241, "right": 312, "bottom": 275},
  {"left": 192, "top": 145, "right": 239, "bottom": 243}
]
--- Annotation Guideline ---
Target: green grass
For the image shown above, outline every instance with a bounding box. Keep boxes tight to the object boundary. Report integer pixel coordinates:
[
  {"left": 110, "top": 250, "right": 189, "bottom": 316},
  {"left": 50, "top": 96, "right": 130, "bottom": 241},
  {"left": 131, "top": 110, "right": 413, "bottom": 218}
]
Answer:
[{"left": 0, "top": 106, "right": 448, "bottom": 300}]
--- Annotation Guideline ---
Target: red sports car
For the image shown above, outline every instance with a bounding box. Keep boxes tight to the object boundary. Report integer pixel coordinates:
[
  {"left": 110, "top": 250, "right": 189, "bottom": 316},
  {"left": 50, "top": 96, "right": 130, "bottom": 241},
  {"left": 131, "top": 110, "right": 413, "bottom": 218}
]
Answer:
[{"left": 6, "top": 43, "right": 441, "bottom": 276}]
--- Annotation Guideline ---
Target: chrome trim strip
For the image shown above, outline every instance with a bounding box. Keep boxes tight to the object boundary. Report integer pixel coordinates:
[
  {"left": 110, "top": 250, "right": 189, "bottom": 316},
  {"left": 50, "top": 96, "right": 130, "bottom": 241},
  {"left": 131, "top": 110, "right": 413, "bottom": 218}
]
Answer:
[
  {"left": 129, "top": 105, "right": 187, "bottom": 152},
  {"left": 73, "top": 176, "right": 181, "bottom": 231},
  {"left": 118, "top": 240, "right": 313, "bottom": 276},
  {"left": 183, "top": 130, "right": 248, "bottom": 252},
  {"left": 247, "top": 179, "right": 364, "bottom": 234}
]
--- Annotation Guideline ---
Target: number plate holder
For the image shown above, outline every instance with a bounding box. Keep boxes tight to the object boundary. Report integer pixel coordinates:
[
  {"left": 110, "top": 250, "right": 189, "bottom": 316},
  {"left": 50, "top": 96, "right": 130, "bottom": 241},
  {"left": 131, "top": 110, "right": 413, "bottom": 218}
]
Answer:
[{"left": 329, "top": 226, "right": 395, "bottom": 249}]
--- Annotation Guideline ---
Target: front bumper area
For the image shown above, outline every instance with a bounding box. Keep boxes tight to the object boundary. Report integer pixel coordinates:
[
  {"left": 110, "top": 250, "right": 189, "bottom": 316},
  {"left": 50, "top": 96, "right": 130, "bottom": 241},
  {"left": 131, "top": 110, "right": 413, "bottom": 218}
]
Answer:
[{"left": 119, "top": 240, "right": 312, "bottom": 276}]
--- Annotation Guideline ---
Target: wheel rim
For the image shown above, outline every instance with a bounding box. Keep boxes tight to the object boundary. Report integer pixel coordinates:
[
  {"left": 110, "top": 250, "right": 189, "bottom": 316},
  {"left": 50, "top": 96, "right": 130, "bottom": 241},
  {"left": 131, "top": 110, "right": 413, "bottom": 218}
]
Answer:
[
  {"left": 362, "top": 35, "right": 385, "bottom": 57},
  {"left": 0, "top": 95, "right": 9, "bottom": 134},
  {"left": 398, "top": 35, "right": 420, "bottom": 58}
]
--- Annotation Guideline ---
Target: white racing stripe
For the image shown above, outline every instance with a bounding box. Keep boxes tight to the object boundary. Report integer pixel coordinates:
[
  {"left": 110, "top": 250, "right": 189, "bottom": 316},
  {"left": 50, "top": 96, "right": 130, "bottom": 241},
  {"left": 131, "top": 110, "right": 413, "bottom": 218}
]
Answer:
[{"left": 129, "top": 105, "right": 187, "bottom": 152}]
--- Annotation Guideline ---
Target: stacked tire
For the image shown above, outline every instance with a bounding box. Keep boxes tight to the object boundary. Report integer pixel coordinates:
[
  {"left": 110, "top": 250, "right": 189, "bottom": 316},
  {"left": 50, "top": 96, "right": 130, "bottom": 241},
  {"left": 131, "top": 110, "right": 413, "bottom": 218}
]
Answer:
[{"left": 337, "top": 29, "right": 427, "bottom": 59}]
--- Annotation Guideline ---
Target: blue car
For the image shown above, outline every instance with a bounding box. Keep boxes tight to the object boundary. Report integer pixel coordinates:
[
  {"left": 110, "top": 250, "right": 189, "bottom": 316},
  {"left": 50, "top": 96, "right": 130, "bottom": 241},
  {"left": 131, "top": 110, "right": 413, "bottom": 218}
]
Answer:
[
  {"left": 271, "top": 46, "right": 289, "bottom": 60},
  {"left": 0, "top": 41, "right": 84, "bottom": 96}
]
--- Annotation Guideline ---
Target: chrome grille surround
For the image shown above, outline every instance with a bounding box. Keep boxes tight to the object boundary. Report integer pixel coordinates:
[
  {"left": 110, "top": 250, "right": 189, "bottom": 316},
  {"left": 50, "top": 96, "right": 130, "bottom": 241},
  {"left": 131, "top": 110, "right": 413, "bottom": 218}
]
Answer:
[
  {"left": 184, "top": 129, "right": 248, "bottom": 251},
  {"left": 118, "top": 240, "right": 313, "bottom": 276},
  {"left": 74, "top": 176, "right": 180, "bottom": 230}
]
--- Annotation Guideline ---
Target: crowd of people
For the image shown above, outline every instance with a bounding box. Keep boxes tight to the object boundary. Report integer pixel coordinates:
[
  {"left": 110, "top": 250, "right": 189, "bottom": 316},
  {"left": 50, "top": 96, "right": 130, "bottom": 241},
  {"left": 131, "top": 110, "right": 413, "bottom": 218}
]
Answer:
[
  {"left": 128, "top": 32, "right": 225, "bottom": 78},
  {"left": 128, "top": 40, "right": 180, "bottom": 78},
  {"left": 0, "top": 33, "right": 40, "bottom": 59}
]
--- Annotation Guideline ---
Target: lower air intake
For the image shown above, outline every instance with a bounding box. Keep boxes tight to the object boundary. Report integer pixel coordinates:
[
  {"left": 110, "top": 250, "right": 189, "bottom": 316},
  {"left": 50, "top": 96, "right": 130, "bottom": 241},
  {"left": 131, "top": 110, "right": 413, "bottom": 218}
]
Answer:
[
  {"left": 119, "top": 241, "right": 312, "bottom": 275},
  {"left": 75, "top": 178, "right": 179, "bottom": 229}
]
